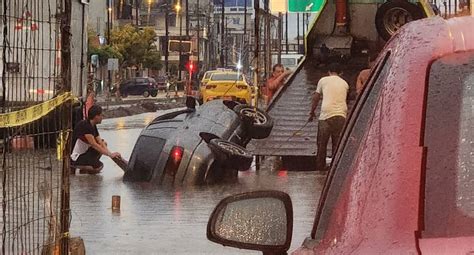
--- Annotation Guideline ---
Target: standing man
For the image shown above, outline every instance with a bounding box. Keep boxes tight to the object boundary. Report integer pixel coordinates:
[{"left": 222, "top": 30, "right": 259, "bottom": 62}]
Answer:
[
  {"left": 71, "top": 105, "right": 121, "bottom": 174},
  {"left": 266, "top": 63, "right": 292, "bottom": 104},
  {"left": 308, "top": 64, "right": 348, "bottom": 171}
]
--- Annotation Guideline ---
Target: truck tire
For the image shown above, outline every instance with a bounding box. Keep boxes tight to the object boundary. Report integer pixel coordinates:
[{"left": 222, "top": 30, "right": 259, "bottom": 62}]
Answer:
[
  {"left": 375, "top": 0, "right": 424, "bottom": 41},
  {"left": 234, "top": 104, "right": 273, "bottom": 139}
]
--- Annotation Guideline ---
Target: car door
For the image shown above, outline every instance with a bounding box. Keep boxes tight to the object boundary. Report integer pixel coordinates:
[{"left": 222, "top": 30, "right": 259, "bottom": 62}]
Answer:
[
  {"left": 135, "top": 78, "right": 147, "bottom": 95},
  {"left": 307, "top": 52, "right": 423, "bottom": 253}
]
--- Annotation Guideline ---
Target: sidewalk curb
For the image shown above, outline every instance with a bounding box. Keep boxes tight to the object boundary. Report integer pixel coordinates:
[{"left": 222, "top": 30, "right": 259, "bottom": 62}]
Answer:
[{"left": 96, "top": 96, "right": 185, "bottom": 107}]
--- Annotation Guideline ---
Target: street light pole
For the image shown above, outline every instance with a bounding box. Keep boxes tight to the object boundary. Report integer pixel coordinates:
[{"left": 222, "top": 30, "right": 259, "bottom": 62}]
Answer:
[
  {"left": 185, "top": 0, "right": 189, "bottom": 36},
  {"left": 297, "top": 12, "right": 300, "bottom": 51},
  {"left": 285, "top": 12, "right": 288, "bottom": 54},
  {"left": 178, "top": 0, "right": 183, "bottom": 81},
  {"left": 220, "top": 0, "right": 225, "bottom": 67},
  {"left": 107, "top": 0, "right": 111, "bottom": 43},
  {"left": 165, "top": 2, "right": 169, "bottom": 73},
  {"left": 197, "top": 0, "right": 200, "bottom": 70}
]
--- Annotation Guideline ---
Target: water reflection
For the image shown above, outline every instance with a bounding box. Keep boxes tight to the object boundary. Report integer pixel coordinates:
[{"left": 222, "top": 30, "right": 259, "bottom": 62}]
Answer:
[{"left": 70, "top": 111, "right": 326, "bottom": 254}]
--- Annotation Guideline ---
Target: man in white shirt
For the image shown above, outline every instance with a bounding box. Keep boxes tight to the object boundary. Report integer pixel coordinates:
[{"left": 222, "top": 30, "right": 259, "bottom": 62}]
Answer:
[{"left": 308, "top": 64, "right": 349, "bottom": 171}]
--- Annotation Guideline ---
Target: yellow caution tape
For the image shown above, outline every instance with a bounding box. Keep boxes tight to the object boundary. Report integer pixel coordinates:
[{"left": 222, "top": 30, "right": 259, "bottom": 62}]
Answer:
[
  {"left": 0, "top": 92, "right": 74, "bottom": 128},
  {"left": 56, "top": 130, "right": 70, "bottom": 160}
]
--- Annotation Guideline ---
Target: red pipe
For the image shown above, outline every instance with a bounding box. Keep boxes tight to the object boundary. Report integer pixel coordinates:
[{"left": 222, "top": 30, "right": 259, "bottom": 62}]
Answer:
[{"left": 336, "top": 0, "right": 348, "bottom": 26}]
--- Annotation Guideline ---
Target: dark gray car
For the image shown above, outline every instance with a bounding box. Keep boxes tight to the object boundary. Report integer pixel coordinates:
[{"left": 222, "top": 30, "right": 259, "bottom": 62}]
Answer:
[{"left": 123, "top": 98, "right": 273, "bottom": 185}]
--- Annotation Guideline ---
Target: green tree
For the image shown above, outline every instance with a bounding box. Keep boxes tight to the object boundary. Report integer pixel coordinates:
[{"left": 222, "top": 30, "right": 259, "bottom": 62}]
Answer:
[
  {"left": 143, "top": 49, "right": 163, "bottom": 71},
  {"left": 110, "top": 24, "right": 162, "bottom": 70},
  {"left": 87, "top": 30, "right": 123, "bottom": 65}
]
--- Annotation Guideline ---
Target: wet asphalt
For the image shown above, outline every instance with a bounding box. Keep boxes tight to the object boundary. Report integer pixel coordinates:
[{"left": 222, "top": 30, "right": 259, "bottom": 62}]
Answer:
[{"left": 69, "top": 110, "right": 326, "bottom": 254}]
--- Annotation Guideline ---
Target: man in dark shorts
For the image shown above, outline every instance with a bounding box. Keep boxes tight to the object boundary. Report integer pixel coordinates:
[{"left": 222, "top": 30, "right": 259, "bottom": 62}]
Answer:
[{"left": 70, "top": 105, "right": 120, "bottom": 174}]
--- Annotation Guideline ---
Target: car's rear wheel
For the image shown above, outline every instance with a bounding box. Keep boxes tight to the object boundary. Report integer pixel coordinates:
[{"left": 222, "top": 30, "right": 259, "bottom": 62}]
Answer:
[
  {"left": 143, "top": 91, "right": 150, "bottom": 98},
  {"left": 234, "top": 104, "right": 273, "bottom": 139},
  {"left": 208, "top": 139, "right": 252, "bottom": 171},
  {"left": 150, "top": 91, "right": 158, "bottom": 97}
]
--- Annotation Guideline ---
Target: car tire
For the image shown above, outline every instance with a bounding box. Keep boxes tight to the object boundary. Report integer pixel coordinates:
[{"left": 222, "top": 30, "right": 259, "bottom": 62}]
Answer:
[
  {"left": 150, "top": 91, "right": 158, "bottom": 97},
  {"left": 234, "top": 104, "right": 273, "bottom": 139},
  {"left": 208, "top": 139, "right": 253, "bottom": 171},
  {"left": 143, "top": 91, "right": 150, "bottom": 98},
  {"left": 375, "top": 0, "right": 424, "bottom": 41},
  {"left": 121, "top": 93, "right": 128, "bottom": 98}
]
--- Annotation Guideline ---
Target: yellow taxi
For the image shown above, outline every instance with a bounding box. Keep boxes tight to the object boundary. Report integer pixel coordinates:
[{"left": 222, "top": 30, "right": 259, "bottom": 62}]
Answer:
[{"left": 201, "top": 72, "right": 252, "bottom": 104}]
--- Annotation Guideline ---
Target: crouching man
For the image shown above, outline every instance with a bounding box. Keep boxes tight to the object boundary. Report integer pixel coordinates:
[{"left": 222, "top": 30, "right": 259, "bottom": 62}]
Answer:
[{"left": 70, "top": 105, "right": 121, "bottom": 174}]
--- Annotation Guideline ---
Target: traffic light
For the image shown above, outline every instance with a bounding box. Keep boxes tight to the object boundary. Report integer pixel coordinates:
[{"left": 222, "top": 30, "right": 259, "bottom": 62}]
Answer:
[{"left": 185, "top": 60, "right": 196, "bottom": 73}]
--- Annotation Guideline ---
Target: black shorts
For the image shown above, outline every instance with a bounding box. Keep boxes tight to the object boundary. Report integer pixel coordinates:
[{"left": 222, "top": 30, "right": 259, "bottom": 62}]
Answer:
[{"left": 72, "top": 148, "right": 103, "bottom": 169}]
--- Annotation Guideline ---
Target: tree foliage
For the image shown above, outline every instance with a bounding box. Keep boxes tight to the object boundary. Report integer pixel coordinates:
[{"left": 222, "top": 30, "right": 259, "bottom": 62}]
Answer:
[
  {"left": 87, "top": 30, "right": 122, "bottom": 66},
  {"left": 110, "top": 25, "right": 162, "bottom": 70},
  {"left": 143, "top": 49, "right": 163, "bottom": 70}
]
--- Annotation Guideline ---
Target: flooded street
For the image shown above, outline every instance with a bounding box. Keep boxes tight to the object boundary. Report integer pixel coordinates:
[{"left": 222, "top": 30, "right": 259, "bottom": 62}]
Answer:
[{"left": 69, "top": 110, "right": 326, "bottom": 254}]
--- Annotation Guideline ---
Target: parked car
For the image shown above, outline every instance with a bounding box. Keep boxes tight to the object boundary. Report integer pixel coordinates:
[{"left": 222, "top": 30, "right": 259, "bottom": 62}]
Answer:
[
  {"left": 206, "top": 16, "right": 474, "bottom": 254},
  {"left": 201, "top": 72, "right": 252, "bottom": 104},
  {"left": 155, "top": 76, "right": 168, "bottom": 91},
  {"left": 123, "top": 97, "right": 273, "bottom": 185},
  {"left": 119, "top": 77, "right": 158, "bottom": 98}
]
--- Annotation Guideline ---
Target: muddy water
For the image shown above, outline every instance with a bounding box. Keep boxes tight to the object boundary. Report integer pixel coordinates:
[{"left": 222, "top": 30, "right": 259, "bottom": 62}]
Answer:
[{"left": 69, "top": 111, "right": 326, "bottom": 254}]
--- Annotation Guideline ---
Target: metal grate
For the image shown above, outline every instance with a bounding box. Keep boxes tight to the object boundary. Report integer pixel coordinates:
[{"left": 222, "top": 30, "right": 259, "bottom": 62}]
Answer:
[{"left": 1, "top": 0, "right": 72, "bottom": 254}]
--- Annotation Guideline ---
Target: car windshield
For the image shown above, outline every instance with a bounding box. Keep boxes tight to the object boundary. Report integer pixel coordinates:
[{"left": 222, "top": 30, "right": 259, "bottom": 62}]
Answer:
[
  {"left": 204, "top": 72, "right": 215, "bottom": 79},
  {"left": 423, "top": 51, "right": 474, "bottom": 238},
  {"left": 281, "top": 58, "right": 297, "bottom": 66},
  {"left": 210, "top": 73, "right": 243, "bottom": 81}
]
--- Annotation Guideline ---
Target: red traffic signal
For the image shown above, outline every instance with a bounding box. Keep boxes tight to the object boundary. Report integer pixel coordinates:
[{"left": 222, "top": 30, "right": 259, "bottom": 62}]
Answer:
[{"left": 185, "top": 60, "right": 196, "bottom": 73}]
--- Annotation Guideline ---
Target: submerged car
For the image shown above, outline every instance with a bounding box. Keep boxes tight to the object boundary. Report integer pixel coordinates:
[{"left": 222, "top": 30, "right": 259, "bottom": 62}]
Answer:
[
  {"left": 123, "top": 98, "right": 273, "bottom": 185},
  {"left": 206, "top": 16, "right": 474, "bottom": 254}
]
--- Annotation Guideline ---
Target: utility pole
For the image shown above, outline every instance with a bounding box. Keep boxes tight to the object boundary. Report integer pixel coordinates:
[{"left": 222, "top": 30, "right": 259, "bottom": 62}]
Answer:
[
  {"left": 254, "top": 0, "right": 260, "bottom": 108},
  {"left": 135, "top": 0, "right": 139, "bottom": 26},
  {"left": 185, "top": 0, "right": 189, "bottom": 36},
  {"left": 244, "top": 0, "right": 247, "bottom": 39},
  {"left": 264, "top": 0, "right": 270, "bottom": 77},
  {"left": 244, "top": 0, "right": 248, "bottom": 71},
  {"left": 107, "top": 0, "right": 111, "bottom": 43},
  {"left": 285, "top": 12, "right": 288, "bottom": 54},
  {"left": 179, "top": 0, "right": 183, "bottom": 81},
  {"left": 165, "top": 2, "right": 169, "bottom": 74},
  {"left": 278, "top": 12, "right": 282, "bottom": 64},
  {"left": 220, "top": 0, "right": 225, "bottom": 67},
  {"left": 196, "top": 0, "right": 200, "bottom": 72},
  {"left": 223, "top": 17, "right": 229, "bottom": 67},
  {"left": 302, "top": 12, "right": 306, "bottom": 49},
  {"left": 297, "top": 12, "right": 300, "bottom": 51}
]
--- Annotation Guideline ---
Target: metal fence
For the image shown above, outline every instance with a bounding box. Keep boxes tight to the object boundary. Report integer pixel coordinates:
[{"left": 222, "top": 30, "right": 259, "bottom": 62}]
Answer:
[
  {"left": 430, "top": 0, "right": 472, "bottom": 17},
  {"left": 1, "top": 0, "right": 72, "bottom": 254}
]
